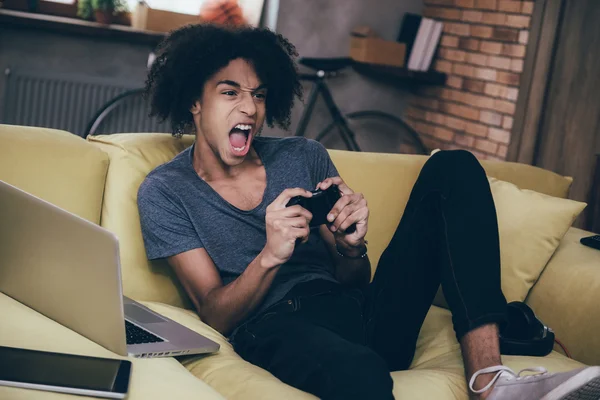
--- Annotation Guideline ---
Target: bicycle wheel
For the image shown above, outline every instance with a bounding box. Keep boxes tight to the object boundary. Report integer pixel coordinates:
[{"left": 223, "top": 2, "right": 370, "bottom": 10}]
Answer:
[
  {"left": 316, "top": 110, "right": 429, "bottom": 155},
  {"left": 84, "top": 89, "right": 170, "bottom": 138}
]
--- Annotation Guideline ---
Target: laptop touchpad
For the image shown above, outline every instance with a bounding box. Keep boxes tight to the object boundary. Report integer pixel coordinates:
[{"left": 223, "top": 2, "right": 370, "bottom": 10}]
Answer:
[{"left": 125, "top": 304, "right": 167, "bottom": 324}]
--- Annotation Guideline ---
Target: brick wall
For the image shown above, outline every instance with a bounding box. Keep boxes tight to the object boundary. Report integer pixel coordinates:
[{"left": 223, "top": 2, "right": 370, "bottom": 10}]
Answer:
[{"left": 405, "top": 0, "right": 534, "bottom": 160}]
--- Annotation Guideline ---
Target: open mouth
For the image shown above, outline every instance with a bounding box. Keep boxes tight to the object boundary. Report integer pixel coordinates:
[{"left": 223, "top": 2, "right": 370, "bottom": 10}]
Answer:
[{"left": 229, "top": 123, "right": 253, "bottom": 156}]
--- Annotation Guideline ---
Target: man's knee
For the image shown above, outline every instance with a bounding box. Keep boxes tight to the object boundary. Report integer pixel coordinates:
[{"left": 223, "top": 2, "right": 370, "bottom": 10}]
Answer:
[
  {"left": 426, "top": 149, "right": 484, "bottom": 180},
  {"left": 430, "top": 149, "right": 478, "bottom": 166}
]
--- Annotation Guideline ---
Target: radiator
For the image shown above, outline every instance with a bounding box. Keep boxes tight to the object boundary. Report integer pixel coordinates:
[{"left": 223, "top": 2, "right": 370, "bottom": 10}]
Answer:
[{"left": 1, "top": 69, "right": 169, "bottom": 137}]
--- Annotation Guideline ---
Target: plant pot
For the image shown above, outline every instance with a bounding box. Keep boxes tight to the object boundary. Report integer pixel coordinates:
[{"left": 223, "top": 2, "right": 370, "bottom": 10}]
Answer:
[
  {"left": 94, "top": 8, "right": 114, "bottom": 24},
  {"left": 113, "top": 11, "right": 132, "bottom": 26}
]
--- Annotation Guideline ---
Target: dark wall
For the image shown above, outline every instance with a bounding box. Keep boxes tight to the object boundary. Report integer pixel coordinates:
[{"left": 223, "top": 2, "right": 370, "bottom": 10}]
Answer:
[
  {"left": 262, "top": 0, "right": 424, "bottom": 152},
  {"left": 0, "top": 27, "right": 152, "bottom": 123}
]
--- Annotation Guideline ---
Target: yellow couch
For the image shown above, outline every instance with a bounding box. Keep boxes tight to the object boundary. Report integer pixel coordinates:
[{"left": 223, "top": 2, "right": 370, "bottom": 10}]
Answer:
[{"left": 1, "top": 124, "right": 599, "bottom": 400}]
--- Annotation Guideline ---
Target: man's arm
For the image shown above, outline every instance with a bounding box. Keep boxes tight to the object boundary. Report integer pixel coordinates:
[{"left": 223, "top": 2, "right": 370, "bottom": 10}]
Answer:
[
  {"left": 316, "top": 176, "right": 371, "bottom": 287},
  {"left": 166, "top": 187, "right": 313, "bottom": 336},
  {"left": 168, "top": 247, "right": 281, "bottom": 335},
  {"left": 319, "top": 225, "right": 371, "bottom": 287}
]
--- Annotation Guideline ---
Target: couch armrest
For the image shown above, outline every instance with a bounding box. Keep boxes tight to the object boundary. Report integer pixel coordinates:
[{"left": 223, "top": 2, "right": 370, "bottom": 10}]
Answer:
[{"left": 526, "top": 227, "right": 600, "bottom": 366}]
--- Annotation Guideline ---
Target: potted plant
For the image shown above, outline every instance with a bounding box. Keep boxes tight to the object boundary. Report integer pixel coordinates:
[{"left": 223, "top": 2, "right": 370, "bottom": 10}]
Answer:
[{"left": 77, "top": 0, "right": 129, "bottom": 24}]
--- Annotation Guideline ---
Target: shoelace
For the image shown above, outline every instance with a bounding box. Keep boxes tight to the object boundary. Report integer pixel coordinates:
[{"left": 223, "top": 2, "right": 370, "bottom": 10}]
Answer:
[{"left": 469, "top": 365, "right": 549, "bottom": 394}]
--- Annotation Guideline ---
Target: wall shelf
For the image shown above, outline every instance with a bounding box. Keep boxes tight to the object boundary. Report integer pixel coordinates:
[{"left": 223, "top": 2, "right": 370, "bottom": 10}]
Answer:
[
  {"left": 352, "top": 62, "right": 447, "bottom": 86},
  {"left": 0, "top": 9, "right": 165, "bottom": 46}
]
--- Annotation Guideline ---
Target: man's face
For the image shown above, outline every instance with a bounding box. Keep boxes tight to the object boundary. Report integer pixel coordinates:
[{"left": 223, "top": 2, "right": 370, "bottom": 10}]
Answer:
[{"left": 192, "top": 58, "right": 267, "bottom": 166}]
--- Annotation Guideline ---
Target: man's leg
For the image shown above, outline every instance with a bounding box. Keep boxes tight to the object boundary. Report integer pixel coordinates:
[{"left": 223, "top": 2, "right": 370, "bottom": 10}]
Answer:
[
  {"left": 364, "top": 150, "right": 507, "bottom": 385},
  {"left": 232, "top": 286, "right": 394, "bottom": 400},
  {"left": 461, "top": 324, "right": 502, "bottom": 397},
  {"left": 363, "top": 150, "right": 600, "bottom": 400}
]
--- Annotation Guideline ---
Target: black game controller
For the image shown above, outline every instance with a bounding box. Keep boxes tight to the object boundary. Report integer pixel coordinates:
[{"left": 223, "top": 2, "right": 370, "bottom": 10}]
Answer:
[{"left": 286, "top": 185, "right": 356, "bottom": 234}]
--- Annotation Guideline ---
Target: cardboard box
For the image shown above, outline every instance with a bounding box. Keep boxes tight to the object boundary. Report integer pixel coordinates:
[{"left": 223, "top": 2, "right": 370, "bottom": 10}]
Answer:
[
  {"left": 349, "top": 26, "right": 406, "bottom": 68},
  {"left": 132, "top": 3, "right": 198, "bottom": 33}
]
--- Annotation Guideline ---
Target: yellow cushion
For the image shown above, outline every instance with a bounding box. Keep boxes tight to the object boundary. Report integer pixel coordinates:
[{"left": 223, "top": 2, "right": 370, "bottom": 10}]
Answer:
[
  {"left": 328, "top": 150, "right": 429, "bottom": 272},
  {"left": 0, "top": 293, "right": 225, "bottom": 400},
  {"left": 142, "top": 301, "right": 584, "bottom": 400},
  {"left": 477, "top": 160, "right": 572, "bottom": 199},
  {"left": 432, "top": 149, "right": 574, "bottom": 199},
  {"left": 0, "top": 125, "right": 109, "bottom": 223},
  {"left": 488, "top": 177, "right": 586, "bottom": 301},
  {"left": 87, "top": 133, "right": 195, "bottom": 309},
  {"left": 527, "top": 227, "right": 600, "bottom": 366}
]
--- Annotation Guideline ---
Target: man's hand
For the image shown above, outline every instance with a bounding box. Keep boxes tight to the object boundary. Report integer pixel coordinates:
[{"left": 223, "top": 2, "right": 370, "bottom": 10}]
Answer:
[
  {"left": 316, "top": 177, "right": 369, "bottom": 248},
  {"left": 262, "top": 188, "right": 313, "bottom": 268}
]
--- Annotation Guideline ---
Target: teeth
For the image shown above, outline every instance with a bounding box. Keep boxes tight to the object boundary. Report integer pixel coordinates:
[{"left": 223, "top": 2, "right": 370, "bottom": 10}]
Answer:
[
  {"left": 233, "top": 145, "right": 246, "bottom": 152},
  {"left": 234, "top": 124, "right": 251, "bottom": 131}
]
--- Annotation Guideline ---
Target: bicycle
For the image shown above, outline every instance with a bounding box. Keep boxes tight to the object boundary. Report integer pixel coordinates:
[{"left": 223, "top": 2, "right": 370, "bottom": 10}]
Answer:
[{"left": 295, "top": 57, "right": 428, "bottom": 154}]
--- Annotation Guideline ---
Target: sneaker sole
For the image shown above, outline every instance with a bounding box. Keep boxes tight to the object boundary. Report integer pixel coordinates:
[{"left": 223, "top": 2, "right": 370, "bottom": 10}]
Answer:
[{"left": 542, "top": 366, "right": 600, "bottom": 400}]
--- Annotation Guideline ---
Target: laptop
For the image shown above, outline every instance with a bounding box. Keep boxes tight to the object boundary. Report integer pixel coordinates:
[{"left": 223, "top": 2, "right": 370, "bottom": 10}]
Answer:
[{"left": 0, "top": 180, "right": 219, "bottom": 358}]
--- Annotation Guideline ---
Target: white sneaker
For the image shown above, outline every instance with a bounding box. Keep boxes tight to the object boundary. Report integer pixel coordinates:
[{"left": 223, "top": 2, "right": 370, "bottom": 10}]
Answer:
[{"left": 469, "top": 365, "right": 600, "bottom": 400}]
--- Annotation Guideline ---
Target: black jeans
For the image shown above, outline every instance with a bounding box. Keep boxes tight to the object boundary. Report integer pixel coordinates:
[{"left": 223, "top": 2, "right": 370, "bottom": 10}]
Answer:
[{"left": 231, "top": 150, "right": 508, "bottom": 400}]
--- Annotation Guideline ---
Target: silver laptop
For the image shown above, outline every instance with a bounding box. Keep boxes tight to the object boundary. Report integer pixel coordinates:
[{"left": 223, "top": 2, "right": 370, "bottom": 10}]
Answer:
[{"left": 0, "top": 180, "right": 219, "bottom": 358}]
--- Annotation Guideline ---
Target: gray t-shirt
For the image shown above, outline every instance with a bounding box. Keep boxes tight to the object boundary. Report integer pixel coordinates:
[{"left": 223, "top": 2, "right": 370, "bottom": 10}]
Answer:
[{"left": 137, "top": 136, "right": 340, "bottom": 322}]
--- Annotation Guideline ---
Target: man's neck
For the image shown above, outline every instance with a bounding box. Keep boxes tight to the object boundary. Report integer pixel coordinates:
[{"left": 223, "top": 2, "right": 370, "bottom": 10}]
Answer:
[{"left": 192, "top": 134, "right": 260, "bottom": 182}]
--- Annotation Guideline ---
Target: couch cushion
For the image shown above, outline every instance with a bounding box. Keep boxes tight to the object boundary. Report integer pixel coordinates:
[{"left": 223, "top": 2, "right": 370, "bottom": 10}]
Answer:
[
  {"left": 328, "top": 151, "right": 429, "bottom": 271},
  {"left": 478, "top": 160, "right": 573, "bottom": 199},
  {"left": 0, "top": 293, "right": 225, "bottom": 400},
  {"left": 0, "top": 125, "right": 109, "bottom": 223},
  {"left": 488, "top": 177, "right": 585, "bottom": 301},
  {"left": 143, "top": 301, "right": 585, "bottom": 400},
  {"left": 526, "top": 227, "right": 600, "bottom": 366},
  {"left": 87, "top": 133, "right": 195, "bottom": 309}
]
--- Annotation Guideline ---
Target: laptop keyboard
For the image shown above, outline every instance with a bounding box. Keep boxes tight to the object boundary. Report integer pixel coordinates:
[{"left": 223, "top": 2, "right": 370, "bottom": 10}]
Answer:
[{"left": 125, "top": 320, "right": 164, "bottom": 345}]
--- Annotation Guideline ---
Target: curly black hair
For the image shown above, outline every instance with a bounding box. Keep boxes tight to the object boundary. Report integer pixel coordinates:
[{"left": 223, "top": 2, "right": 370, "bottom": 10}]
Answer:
[{"left": 145, "top": 24, "right": 303, "bottom": 137}]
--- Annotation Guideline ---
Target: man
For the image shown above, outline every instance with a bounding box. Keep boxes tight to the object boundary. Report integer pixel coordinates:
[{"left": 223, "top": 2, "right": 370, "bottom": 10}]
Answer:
[{"left": 138, "top": 24, "right": 600, "bottom": 399}]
